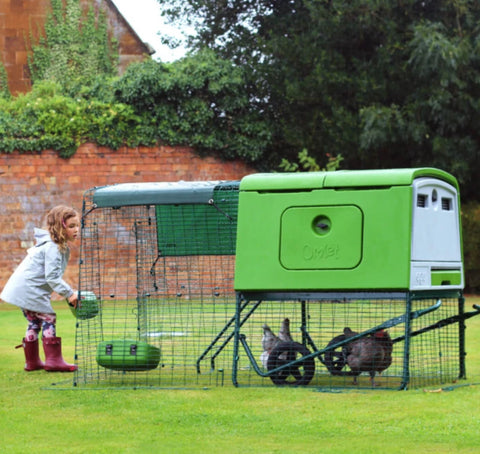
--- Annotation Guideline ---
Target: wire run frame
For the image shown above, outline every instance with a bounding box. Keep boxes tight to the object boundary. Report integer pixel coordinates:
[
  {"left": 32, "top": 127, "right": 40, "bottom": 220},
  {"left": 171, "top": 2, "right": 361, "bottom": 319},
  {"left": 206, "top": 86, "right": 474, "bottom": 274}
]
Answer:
[
  {"left": 72, "top": 178, "right": 480, "bottom": 390},
  {"left": 227, "top": 290, "right": 480, "bottom": 390}
]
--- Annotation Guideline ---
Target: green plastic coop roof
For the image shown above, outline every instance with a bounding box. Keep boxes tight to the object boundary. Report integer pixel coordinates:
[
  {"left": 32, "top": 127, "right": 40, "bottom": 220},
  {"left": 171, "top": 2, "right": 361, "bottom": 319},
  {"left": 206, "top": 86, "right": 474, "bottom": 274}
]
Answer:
[
  {"left": 91, "top": 181, "right": 238, "bottom": 208},
  {"left": 239, "top": 168, "right": 459, "bottom": 192}
]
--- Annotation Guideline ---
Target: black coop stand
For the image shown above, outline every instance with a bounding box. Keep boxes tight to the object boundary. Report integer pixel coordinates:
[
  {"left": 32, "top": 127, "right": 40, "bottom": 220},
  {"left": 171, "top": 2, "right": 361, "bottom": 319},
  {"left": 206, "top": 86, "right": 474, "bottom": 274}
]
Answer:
[{"left": 231, "top": 290, "right": 480, "bottom": 389}]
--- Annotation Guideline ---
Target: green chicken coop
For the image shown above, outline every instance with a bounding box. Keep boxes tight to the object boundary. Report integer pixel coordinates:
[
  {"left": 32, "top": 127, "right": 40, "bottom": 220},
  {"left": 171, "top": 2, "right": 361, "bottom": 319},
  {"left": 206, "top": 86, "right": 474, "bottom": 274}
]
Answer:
[
  {"left": 232, "top": 168, "right": 479, "bottom": 389},
  {"left": 72, "top": 168, "right": 479, "bottom": 390}
]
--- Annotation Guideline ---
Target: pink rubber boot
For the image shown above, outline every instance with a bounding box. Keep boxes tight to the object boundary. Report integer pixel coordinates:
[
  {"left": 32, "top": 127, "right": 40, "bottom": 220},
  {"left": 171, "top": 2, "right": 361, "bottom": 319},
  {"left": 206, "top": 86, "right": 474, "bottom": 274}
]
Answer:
[
  {"left": 16, "top": 338, "right": 45, "bottom": 371},
  {"left": 42, "top": 337, "right": 77, "bottom": 372}
]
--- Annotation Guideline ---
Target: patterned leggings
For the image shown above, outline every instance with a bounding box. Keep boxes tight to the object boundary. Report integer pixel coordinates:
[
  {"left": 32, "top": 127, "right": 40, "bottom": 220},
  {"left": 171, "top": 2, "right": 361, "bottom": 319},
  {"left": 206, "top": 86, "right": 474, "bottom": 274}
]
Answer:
[{"left": 22, "top": 310, "right": 56, "bottom": 341}]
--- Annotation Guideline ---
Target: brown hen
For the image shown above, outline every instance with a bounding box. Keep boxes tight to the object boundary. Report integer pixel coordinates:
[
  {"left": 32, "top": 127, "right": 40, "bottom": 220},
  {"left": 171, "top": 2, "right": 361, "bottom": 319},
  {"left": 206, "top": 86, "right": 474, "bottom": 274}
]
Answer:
[{"left": 346, "top": 329, "right": 393, "bottom": 386}]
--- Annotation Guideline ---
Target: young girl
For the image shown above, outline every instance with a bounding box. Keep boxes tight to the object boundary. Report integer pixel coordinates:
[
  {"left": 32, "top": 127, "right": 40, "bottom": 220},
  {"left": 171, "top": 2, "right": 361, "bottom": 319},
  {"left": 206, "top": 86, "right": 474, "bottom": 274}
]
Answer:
[{"left": 1, "top": 205, "right": 80, "bottom": 372}]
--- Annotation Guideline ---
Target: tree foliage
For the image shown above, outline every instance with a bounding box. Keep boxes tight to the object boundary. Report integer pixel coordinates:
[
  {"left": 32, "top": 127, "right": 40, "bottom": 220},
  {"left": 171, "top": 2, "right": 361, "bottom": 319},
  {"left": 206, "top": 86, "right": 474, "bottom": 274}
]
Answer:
[
  {"left": 279, "top": 149, "right": 343, "bottom": 173},
  {"left": 462, "top": 202, "right": 480, "bottom": 292},
  {"left": 158, "top": 0, "right": 480, "bottom": 201}
]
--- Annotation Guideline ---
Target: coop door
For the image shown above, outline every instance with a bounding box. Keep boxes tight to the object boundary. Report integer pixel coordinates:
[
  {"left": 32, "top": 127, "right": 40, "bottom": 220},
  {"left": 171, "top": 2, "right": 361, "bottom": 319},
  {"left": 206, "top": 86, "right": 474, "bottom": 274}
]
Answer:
[
  {"left": 280, "top": 205, "right": 363, "bottom": 270},
  {"left": 411, "top": 178, "right": 461, "bottom": 262},
  {"left": 134, "top": 214, "right": 162, "bottom": 338},
  {"left": 410, "top": 177, "right": 463, "bottom": 289}
]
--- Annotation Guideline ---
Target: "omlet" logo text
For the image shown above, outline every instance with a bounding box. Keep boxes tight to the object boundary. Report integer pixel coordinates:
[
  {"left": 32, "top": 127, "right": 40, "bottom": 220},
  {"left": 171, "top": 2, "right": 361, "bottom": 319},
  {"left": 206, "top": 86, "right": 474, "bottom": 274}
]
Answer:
[{"left": 303, "top": 244, "right": 340, "bottom": 261}]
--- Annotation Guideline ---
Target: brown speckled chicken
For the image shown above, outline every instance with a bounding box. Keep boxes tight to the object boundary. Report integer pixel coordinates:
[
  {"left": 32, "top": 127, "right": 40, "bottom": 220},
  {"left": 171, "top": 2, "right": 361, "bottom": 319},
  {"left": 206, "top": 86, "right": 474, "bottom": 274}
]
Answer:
[
  {"left": 346, "top": 329, "right": 393, "bottom": 386},
  {"left": 342, "top": 327, "right": 358, "bottom": 356}
]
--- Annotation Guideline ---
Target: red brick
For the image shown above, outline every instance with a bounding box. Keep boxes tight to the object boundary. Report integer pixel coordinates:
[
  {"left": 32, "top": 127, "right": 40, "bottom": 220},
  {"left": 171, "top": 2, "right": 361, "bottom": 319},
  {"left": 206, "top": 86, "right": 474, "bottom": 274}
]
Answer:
[{"left": 0, "top": 145, "right": 254, "bottom": 289}]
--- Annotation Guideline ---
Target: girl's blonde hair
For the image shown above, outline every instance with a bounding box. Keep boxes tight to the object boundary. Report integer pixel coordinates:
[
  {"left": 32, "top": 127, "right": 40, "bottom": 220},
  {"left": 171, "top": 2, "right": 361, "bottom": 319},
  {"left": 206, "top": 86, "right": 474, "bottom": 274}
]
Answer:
[{"left": 46, "top": 205, "right": 79, "bottom": 252}]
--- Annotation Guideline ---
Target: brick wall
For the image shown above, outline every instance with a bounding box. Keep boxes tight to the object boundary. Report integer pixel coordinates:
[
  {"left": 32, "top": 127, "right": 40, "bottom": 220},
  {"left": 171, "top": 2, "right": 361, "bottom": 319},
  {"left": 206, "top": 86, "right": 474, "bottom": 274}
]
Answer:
[{"left": 0, "top": 144, "right": 255, "bottom": 295}]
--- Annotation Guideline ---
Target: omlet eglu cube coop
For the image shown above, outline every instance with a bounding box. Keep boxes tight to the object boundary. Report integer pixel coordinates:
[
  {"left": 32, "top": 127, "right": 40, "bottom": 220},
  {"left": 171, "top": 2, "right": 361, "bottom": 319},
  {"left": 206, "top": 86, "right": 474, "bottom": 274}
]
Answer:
[{"left": 73, "top": 169, "right": 480, "bottom": 390}]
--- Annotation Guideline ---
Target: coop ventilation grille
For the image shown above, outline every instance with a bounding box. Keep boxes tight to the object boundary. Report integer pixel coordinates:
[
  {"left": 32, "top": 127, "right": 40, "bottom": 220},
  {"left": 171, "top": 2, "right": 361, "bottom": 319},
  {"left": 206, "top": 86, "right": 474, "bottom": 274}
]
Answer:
[
  {"left": 417, "top": 194, "right": 427, "bottom": 208},
  {"left": 442, "top": 197, "right": 452, "bottom": 211}
]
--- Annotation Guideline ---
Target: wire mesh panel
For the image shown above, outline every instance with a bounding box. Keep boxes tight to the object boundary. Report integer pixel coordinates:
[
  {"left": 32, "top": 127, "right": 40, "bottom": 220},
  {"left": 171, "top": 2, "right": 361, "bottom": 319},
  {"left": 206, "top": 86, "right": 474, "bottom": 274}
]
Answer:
[
  {"left": 407, "top": 296, "right": 464, "bottom": 389},
  {"left": 73, "top": 182, "right": 240, "bottom": 389},
  {"left": 231, "top": 293, "right": 467, "bottom": 390}
]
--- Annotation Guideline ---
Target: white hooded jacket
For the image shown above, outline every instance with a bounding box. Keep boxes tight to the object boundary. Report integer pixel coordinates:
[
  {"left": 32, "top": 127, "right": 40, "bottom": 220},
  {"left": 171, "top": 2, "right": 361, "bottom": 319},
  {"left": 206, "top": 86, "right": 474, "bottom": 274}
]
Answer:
[{"left": 0, "top": 228, "right": 74, "bottom": 313}]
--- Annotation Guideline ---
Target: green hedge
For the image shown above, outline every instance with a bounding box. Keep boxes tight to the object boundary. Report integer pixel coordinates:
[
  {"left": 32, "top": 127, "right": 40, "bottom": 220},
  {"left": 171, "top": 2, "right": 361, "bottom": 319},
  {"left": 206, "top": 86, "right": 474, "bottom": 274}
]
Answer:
[
  {"left": 0, "top": 82, "right": 136, "bottom": 157},
  {"left": 463, "top": 202, "right": 480, "bottom": 293},
  {"left": 0, "top": 51, "right": 271, "bottom": 162}
]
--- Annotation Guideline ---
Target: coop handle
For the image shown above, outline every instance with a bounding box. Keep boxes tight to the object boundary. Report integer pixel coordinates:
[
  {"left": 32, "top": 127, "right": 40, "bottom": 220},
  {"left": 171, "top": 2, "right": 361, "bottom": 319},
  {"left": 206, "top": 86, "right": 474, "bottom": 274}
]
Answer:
[
  {"left": 392, "top": 301, "right": 480, "bottom": 344},
  {"left": 321, "top": 298, "right": 443, "bottom": 355},
  {"left": 376, "top": 298, "right": 442, "bottom": 331},
  {"left": 409, "top": 298, "right": 442, "bottom": 321}
]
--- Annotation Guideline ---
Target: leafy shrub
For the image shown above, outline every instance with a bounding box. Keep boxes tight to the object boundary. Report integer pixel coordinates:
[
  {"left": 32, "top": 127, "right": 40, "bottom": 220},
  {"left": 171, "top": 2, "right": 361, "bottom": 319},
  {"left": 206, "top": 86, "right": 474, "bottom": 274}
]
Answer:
[
  {"left": 0, "top": 50, "right": 272, "bottom": 162},
  {"left": 0, "top": 80, "right": 137, "bottom": 156},
  {"left": 0, "top": 60, "right": 10, "bottom": 100},
  {"left": 462, "top": 202, "right": 480, "bottom": 293},
  {"left": 113, "top": 50, "right": 272, "bottom": 161}
]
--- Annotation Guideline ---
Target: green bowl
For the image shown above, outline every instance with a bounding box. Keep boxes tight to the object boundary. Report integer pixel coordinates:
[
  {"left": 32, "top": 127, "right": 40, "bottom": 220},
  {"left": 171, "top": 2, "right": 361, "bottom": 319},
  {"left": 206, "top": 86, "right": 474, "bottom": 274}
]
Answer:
[{"left": 69, "top": 291, "right": 99, "bottom": 320}]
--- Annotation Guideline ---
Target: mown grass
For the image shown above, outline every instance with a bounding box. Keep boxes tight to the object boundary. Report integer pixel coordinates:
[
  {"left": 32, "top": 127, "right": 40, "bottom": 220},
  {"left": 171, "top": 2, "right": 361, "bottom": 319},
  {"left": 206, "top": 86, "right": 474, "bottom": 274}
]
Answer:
[{"left": 1, "top": 296, "right": 480, "bottom": 453}]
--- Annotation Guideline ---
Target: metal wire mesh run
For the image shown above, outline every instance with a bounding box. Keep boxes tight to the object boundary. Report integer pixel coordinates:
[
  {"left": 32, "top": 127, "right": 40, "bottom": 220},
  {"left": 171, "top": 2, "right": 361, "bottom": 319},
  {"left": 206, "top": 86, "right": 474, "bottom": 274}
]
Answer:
[
  {"left": 73, "top": 181, "right": 477, "bottom": 390},
  {"left": 74, "top": 182, "right": 240, "bottom": 389},
  {"left": 231, "top": 293, "right": 470, "bottom": 390}
]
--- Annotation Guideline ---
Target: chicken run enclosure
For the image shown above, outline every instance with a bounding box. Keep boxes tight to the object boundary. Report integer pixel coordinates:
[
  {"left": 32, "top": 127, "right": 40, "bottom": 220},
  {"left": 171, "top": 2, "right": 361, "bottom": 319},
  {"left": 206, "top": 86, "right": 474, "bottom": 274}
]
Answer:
[{"left": 72, "top": 169, "right": 480, "bottom": 390}]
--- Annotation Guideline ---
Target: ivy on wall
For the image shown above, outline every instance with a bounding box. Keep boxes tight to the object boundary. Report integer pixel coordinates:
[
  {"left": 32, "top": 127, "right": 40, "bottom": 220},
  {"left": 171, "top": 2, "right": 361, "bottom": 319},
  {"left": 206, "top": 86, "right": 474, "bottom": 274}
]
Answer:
[
  {"left": 0, "top": 51, "right": 271, "bottom": 161},
  {"left": 28, "top": 0, "right": 118, "bottom": 92},
  {"left": 0, "top": 60, "right": 10, "bottom": 100},
  {"left": 0, "top": 80, "right": 137, "bottom": 156},
  {"left": 0, "top": 0, "right": 132, "bottom": 156}
]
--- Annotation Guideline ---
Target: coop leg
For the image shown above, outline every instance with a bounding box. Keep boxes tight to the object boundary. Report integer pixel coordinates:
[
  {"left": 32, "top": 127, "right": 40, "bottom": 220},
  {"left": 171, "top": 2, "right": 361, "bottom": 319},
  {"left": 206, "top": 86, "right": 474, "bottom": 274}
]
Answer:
[
  {"left": 300, "top": 300, "right": 308, "bottom": 346},
  {"left": 399, "top": 293, "right": 413, "bottom": 390},
  {"left": 232, "top": 293, "right": 243, "bottom": 387},
  {"left": 458, "top": 294, "right": 466, "bottom": 379}
]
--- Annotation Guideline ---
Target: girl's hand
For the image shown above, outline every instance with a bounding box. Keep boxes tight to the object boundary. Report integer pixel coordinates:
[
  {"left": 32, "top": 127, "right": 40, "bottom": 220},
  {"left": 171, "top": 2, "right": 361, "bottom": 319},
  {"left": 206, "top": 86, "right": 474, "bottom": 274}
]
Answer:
[{"left": 67, "top": 291, "right": 79, "bottom": 309}]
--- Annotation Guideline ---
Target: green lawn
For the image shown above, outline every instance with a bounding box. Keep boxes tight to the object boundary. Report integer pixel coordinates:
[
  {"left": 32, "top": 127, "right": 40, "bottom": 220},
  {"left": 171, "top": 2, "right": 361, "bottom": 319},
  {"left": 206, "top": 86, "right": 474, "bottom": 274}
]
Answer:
[{"left": 1, "top": 296, "right": 480, "bottom": 453}]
